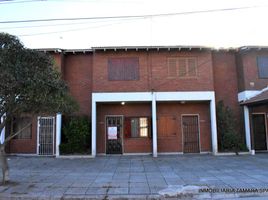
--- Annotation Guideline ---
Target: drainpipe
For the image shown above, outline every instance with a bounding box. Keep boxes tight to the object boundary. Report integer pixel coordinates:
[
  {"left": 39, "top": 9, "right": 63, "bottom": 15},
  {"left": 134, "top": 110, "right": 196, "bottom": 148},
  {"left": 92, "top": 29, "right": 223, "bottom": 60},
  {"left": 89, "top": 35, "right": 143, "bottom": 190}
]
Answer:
[{"left": 152, "top": 92, "right": 157, "bottom": 157}]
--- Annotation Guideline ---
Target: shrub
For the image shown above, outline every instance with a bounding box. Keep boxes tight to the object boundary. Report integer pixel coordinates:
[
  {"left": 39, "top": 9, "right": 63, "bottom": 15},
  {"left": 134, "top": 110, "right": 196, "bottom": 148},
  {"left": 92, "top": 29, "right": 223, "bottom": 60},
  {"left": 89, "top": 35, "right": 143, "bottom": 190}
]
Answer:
[
  {"left": 216, "top": 101, "right": 248, "bottom": 153},
  {"left": 60, "top": 116, "right": 91, "bottom": 154}
]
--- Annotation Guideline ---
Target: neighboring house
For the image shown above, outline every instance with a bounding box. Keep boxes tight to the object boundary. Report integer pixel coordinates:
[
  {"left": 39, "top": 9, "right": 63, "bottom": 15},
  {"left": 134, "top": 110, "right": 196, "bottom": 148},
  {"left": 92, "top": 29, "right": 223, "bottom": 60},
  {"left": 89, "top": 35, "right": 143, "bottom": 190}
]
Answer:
[{"left": 3, "top": 46, "right": 268, "bottom": 157}]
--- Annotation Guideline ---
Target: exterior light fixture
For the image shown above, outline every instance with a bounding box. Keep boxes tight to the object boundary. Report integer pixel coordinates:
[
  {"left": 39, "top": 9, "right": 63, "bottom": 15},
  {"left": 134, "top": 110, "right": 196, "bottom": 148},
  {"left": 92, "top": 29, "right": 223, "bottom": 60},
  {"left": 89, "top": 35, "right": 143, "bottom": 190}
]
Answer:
[{"left": 121, "top": 102, "right": 125, "bottom": 105}]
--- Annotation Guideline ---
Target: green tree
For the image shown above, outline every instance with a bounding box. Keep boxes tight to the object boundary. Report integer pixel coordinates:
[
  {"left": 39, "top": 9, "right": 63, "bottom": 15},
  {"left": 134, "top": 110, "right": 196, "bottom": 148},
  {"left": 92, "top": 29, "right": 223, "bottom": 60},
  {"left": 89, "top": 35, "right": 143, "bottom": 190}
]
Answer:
[{"left": 0, "top": 33, "right": 78, "bottom": 184}]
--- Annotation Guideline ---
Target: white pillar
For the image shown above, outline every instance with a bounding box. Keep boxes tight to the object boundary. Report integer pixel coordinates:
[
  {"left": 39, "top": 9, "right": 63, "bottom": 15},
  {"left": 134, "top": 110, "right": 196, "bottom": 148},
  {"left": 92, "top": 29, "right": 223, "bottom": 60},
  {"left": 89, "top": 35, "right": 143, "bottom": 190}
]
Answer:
[
  {"left": 0, "top": 116, "right": 5, "bottom": 144},
  {"left": 152, "top": 92, "right": 157, "bottom": 157},
  {"left": 210, "top": 97, "right": 218, "bottom": 155},
  {"left": 56, "top": 113, "right": 62, "bottom": 157},
  {"left": 91, "top": 100, "right": 97, "bottom": 157},
  {"left": 243, "top": 106, "right": 253, "bottom": 154}
]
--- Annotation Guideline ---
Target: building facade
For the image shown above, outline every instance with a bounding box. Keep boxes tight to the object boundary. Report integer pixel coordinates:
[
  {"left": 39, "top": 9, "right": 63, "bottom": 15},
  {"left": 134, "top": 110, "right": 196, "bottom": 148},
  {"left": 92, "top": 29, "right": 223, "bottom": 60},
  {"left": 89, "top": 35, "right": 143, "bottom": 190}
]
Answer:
[{"left": 3, "top": 46, "right": 268, "bottom": 157}]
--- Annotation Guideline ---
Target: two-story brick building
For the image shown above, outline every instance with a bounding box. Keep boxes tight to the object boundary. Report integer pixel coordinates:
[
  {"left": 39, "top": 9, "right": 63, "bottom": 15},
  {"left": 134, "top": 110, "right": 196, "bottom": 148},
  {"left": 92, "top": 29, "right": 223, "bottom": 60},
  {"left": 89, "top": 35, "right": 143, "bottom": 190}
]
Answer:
[{"left": 2, "top": 46, "right": 268, "bottom": 157}]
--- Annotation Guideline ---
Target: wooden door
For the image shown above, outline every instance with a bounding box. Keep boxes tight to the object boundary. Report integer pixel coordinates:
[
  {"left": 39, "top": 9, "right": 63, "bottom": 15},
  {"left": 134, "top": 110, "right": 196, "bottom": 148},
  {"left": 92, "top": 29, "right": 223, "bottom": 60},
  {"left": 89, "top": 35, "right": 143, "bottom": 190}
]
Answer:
[
  {"left": 182, "top": 115, "right": 200, "bottom": 153},
  {"left": 252, "top": 114, "right": 267, "bottom": 151}
]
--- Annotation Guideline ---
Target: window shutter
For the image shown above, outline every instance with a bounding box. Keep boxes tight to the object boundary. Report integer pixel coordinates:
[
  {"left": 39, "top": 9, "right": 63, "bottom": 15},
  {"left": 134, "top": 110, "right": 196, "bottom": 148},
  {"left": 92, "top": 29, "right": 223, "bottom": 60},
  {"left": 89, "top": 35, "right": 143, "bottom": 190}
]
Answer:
[
  {"left": 178, "top": 59, "right": 187, "bottom": 77},
  {"left": 124, "top": 117, "right": 131, "bottom": 138},
  {"left": 188, "top": 58, "right": 197, "bottom": 76},
  {"left": 166, "top": 116, "right": 177, "bottom": 136},
  {"left": 168, "top": 58, "right": 177, "bottom": 77},
  {"left": 108, "top": 58, "right": 139, "bottom": 80},
  {"left": 158, "top": 116, "right": 176, "bottom": 137}
]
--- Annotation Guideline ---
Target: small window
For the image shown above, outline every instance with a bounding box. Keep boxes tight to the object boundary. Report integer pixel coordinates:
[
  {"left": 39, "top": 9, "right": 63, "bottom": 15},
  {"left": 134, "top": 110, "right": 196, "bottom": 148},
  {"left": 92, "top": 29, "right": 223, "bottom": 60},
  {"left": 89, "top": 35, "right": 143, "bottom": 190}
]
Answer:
[
  {"left": 108, "top": 57, "right": 139, "bottom": 81},
  {"left": 124, "top": 117, "right": 149, "bottom": 138},
  {"left": 131, "top": 118, "right": 148, "bottom": 138},
  {"left": 257, "top": 57, "right": 268, "bottom": 78},
  {"left": 13, "top": 117, "right": 32, "bottom": 139},
  {"left": 168, "top": 57, "right": 197, "bottom": 77}
]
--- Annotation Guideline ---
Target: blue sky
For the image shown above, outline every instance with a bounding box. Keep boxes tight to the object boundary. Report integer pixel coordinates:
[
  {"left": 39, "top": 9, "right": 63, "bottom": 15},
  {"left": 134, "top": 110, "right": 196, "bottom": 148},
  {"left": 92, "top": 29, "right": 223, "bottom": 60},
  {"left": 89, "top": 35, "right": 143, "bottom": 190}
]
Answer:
[{"left": 1, "top": 0, "right": 268, "bottom": 49}]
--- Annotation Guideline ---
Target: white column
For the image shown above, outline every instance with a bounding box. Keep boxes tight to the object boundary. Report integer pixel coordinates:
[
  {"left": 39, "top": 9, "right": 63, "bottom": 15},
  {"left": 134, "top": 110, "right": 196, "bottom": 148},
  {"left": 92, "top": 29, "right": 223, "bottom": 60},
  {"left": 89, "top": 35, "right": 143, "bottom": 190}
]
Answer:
[
  {"left": 56, "top": 113, "right": 62, "bottom": 157},
  {"left": 91, "top": 100, "right": 97, "bottom": 157},
  {"left": 210, "top": 97, "right": 218, "bottom": 155},
  {"left": 0, "top": 116, "right": 5, "bottom": 144},
  {"left": 243, "top": 106, "right": 253, "bottom": 154},
  {"left": 152, "top": 92, "right": 157, "bottom": 157}
]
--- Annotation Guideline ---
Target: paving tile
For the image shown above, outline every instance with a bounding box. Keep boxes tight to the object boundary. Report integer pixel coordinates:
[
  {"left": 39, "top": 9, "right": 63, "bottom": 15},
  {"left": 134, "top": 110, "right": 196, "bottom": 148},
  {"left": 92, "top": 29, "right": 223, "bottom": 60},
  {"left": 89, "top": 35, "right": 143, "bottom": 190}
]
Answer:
[
  {"left": 3, "top": 155, "right": 268, "bottom": 198},
  {"left": 86, "top": 187, "right": 108, "bottom": 195},
  {"left": 108, "top": 187, "right": 128, "bottom": 195},
  {"left": 65, "top": 187, "right": 88, "bottom": 195},
  {"left": 71, "top": 180, "right": 93, "bottom": 187},
  {"left": 129, "top": 186, "right": 150, "bottom": 194}
]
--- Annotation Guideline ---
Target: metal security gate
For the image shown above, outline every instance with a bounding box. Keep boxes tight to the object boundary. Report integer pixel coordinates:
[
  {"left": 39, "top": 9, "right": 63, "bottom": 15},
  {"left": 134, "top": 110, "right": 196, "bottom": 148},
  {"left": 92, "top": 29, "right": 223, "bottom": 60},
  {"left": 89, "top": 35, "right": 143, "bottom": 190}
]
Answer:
[
  {"left": 106, "top": 116, "right": 123, "bottom": 154},
  {"left": 182, "top": 115, "right": 200, "bottom": 153},
  {"left": 38, "top": 117, "right": 55, "bottom": 155}
]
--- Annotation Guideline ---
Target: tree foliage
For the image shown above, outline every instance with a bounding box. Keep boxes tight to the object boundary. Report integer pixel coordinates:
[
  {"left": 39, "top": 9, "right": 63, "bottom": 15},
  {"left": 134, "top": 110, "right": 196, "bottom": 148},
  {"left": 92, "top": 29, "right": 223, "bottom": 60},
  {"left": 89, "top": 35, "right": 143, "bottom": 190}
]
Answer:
[
  {"left": 0, "top": 32, "right": 78, "bottom": 183},
  {"left": 216, "top": 101, "right": 247, "bottom": 152},
  {"left": 60, "top": 116, "right": 90, "bottom": 154},
  {"left": 0, "top": 33, "right": 77, "bottom": 125}
]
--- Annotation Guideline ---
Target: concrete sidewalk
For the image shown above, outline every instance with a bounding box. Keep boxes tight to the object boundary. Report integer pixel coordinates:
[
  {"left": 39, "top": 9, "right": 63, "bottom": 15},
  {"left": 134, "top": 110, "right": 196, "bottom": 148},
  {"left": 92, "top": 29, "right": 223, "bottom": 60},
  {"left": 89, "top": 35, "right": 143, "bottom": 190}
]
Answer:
[{"left": 0, "top": 154, "right": 268, "bottom": 199}]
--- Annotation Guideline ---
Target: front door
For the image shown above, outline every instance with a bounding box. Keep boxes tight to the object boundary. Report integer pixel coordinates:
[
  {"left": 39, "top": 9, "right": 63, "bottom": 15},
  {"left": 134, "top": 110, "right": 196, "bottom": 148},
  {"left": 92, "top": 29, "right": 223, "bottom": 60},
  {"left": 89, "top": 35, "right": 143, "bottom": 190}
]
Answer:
[
  {"left": 182, "top": 115, "right": 200, "bottom": 153},
  {"left": 106, "top": 116, "right": 123, "bottom": 154},
  {"left": 38, "top": 117, "right": 55, "bottom": 155},
  {"left": 252, "top": 114, "right": 267, "bottom": 151}
]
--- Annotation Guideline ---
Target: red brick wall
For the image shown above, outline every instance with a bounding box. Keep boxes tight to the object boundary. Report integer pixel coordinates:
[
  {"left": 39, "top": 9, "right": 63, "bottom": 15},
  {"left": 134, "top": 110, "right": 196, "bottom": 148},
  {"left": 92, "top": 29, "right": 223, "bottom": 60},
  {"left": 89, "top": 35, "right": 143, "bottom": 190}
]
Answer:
[
  {"left": 97, "top": 103, "right": 152, "bottom": 154},
  {"left": 151, "top": 50, "right": 214, "bottom": 91},
  {"left": 93, "top": 51, "right": 150, "bottom": 92},
  {"left": 97, "top": 102, "right": 211, "bottom": 154},
  {"left": 92, "top": 50, "right": 214, "bottom": 92},
  {"left": 64, "top": 53, "right": 92, "bottom": 116},
  {"left": 51, "top": 53, "right": 64, "bottom": 74},
  {"left": 237, "top": 51, "right": 268, "bottom": 91},
  {"left": 212, "top": 52, "right": 240, "bottom": 117},
  {"left": 9, "top": 117, "right": 38, "bottom": 154},
  {"left": 157, "top": 102, "right": 211, "bottom": 152}
]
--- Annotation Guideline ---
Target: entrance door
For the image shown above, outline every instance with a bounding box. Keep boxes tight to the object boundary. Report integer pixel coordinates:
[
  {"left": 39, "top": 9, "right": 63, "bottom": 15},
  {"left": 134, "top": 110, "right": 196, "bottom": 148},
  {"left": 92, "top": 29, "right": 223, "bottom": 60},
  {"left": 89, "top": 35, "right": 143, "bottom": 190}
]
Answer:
[
  {"left": 182, "top": 115, "right": 200, "bottom": 153},
  {"left": 38, "top": 117, "right": 55, "bottom": 155},
  {"left": 252, "top": 114, "right": 267, "bottom": 151},
  {"left": 106, "top": 116, "right": 123, "bottom": 154}
]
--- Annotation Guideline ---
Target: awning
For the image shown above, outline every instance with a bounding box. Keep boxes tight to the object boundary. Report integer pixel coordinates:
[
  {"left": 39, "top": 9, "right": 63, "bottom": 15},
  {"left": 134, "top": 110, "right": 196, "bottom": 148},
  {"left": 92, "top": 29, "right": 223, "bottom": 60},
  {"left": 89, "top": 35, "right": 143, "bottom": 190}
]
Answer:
[{"left": 241, "top": 89, "right": 268, "bottom": 105}]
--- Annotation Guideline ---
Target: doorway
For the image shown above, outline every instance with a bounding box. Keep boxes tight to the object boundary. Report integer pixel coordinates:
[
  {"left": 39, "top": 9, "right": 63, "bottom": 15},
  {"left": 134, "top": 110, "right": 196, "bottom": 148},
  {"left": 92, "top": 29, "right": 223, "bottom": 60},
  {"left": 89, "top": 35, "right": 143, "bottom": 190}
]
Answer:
[
  {"left": 252, "top": 114, "right": 267, "bottom": 151},
  {"left": 38, "top": 117, "right": 55, "bottom": 155},
  {"left": 182, "top": 115, "right": 200, "bottom": 153},
  {"left": 106, "top": 116, "right": 123, "bottom": 154}
]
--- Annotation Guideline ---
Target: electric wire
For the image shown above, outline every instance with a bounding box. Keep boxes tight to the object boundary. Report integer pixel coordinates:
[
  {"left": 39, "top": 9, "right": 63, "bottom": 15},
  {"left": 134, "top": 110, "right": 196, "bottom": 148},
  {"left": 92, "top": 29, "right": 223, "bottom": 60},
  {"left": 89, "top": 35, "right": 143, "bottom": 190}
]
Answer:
[{"left": 0, "top": 4, "right": 266, "bottom": 24}]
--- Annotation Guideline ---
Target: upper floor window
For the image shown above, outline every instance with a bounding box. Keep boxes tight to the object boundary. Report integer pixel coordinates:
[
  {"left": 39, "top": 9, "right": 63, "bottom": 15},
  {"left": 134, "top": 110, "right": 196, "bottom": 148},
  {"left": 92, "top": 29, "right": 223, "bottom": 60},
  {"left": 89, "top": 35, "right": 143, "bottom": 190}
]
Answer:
[
  {"left": 167, "top": 57, "right": 197, "bottom": 78},
  {"left": 257, "top": 56, "right": 268, "bottom": 78},
  {"left": 108, "top": 57, "right": 139, "bottom": 81}
]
